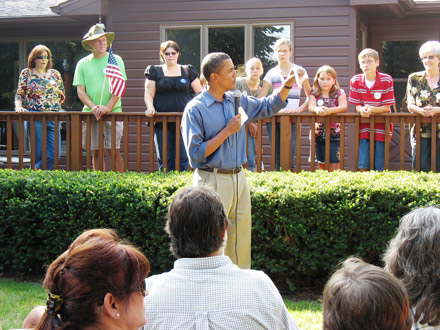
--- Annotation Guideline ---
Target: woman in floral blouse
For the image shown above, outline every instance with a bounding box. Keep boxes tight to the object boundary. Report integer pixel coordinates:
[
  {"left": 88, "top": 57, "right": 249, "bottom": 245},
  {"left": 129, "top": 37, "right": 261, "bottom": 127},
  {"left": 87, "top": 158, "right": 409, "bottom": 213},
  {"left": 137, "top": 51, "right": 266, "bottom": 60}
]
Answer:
[
  {"left": 406, "top": 41, "right": 440, "bottom": 172},
  {"left": 14, "top": 44, "right": 65, "bottom": 170}
]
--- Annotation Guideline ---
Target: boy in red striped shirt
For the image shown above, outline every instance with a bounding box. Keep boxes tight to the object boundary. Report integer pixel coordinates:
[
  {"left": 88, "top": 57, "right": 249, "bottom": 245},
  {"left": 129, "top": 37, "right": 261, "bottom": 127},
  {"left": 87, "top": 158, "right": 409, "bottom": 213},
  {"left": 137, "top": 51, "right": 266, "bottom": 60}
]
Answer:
[{"left": 349, "top": 48, "right": 395, "bottom": 171}]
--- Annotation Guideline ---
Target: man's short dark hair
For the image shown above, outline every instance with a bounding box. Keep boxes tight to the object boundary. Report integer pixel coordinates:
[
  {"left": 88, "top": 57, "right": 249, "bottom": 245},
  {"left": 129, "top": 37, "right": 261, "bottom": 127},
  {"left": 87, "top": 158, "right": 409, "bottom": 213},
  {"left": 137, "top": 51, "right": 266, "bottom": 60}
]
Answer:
[
  {"left": 323, "top": 257, "right": 412, "bottom": 330},
  {"left": 201, "top": 52, "right": 230, "bottom": 84},
  {"left": 166, "top": 186, "right": 228, "bottom": 258}
]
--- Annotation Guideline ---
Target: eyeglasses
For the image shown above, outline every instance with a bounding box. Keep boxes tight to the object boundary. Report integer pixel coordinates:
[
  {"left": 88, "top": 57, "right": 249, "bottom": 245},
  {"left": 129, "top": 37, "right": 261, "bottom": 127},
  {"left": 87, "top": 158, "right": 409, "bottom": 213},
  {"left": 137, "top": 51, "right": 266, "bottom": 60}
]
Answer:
[
  {"left": 35, "top": 55, "right": 49, "bottom": 60},
  {"left": 360, "top": 60, "right": 375, "bottom": 65},
  {"left": 421, "top": 55, "right": 436, "bottom": 61},
  {"left": 276, "top": 50, "right": 290, "bottom": 54},
  {"left": 164, "top": 51, "right": 177, "bottom": 56}
]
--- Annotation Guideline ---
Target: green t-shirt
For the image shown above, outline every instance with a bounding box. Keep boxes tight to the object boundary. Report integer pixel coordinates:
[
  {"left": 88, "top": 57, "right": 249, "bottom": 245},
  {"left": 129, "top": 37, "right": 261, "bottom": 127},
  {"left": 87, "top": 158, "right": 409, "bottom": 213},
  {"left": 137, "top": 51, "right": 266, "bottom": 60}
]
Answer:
[{"left": 73, "top": 52, "right": 127, "bottom": 112}]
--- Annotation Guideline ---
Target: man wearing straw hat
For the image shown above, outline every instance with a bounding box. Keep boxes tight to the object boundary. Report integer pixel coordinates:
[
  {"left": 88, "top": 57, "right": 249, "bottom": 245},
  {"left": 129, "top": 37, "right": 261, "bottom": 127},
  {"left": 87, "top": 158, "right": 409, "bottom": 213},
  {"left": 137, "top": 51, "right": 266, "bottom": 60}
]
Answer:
[{"left": 73, "top": 23, "right": 126, "bottom": 172}]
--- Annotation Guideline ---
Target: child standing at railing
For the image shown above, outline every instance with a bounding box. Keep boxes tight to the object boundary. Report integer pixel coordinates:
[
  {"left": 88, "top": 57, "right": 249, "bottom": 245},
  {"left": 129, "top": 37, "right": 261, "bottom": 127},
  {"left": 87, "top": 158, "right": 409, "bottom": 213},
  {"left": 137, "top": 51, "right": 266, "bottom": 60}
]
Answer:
[
  {"left": 349, "top": 48, "right": 395, "bottom": 171},
  {"left": 309, "top": 65, "right": 347, "bottom": 171}
]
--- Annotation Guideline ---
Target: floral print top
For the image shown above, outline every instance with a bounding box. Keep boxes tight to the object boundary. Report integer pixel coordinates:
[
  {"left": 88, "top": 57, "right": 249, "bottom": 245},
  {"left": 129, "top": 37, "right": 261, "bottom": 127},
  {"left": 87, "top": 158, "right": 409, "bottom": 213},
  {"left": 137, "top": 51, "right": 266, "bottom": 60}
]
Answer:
[
  {"left": 406, "top": 71, "right": 440, "bottom": 138},
  {"left": 15, "top": 68, "right": 65, "bottom": 112},
  {"left": 312, "top": 88, "right": 345, "bottom": 139}
]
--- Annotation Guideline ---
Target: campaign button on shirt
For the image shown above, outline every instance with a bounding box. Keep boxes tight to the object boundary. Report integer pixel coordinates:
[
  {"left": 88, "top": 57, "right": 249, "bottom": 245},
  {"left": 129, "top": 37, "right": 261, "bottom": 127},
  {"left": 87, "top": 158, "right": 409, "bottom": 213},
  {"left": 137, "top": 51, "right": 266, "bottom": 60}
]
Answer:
[
  {"left": 180, "top": 78, "right": 187, "bottom": 84},
  {"left": 317, "top": 99, "right": 324, "bottom": 106},
  {"left": 374, "top": 92, "right": 381, "bottom": 99}
]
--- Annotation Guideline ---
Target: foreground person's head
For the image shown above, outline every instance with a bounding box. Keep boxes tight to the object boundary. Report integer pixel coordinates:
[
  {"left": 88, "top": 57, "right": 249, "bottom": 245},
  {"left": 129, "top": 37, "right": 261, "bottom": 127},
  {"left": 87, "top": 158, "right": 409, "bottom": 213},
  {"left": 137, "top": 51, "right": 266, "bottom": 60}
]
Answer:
[
  {"left": 35, "top": 228, "right": 150, "bottom": 330},
  {"left": 323, "top": 257, "right": 412, "bottom": 330}
]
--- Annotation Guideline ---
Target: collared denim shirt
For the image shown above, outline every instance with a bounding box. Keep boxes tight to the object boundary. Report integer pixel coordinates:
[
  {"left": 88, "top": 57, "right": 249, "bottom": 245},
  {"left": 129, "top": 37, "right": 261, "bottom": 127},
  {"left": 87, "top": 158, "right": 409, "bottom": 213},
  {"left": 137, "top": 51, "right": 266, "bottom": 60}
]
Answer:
[{"left": 181, "top": 90, "right": 286, "bottom": 169}]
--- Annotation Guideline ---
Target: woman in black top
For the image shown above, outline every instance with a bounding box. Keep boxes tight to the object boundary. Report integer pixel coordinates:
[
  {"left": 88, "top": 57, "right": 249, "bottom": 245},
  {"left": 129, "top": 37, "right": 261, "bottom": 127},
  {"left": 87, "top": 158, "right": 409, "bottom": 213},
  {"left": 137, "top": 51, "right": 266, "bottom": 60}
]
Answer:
[{"left": 144, "top": 40, "right": 202, "bottom": 171}]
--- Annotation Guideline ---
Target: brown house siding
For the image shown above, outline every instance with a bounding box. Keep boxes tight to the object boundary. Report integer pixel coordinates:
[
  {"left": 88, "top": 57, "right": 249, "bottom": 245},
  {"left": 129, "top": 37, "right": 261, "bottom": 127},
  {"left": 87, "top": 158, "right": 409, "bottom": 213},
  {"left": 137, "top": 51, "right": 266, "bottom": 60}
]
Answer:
[{"left": 105, "top": 0, "right": 355, "bottom": 171}]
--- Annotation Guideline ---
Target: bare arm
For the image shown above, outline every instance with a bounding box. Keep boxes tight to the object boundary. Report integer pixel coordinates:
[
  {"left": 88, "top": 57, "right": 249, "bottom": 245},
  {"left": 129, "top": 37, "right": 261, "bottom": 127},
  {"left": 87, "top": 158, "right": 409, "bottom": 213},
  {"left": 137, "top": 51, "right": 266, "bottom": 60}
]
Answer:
[
  {"left": 77, "top": 85, "right": 96, "bottom": 110},
  {"left": 369, "top": 105, "right": 390, "bottom": 114},
  {"left": 296, "top": 78, "right": 311, "bottom": 113},
  {"left": 144, "top": 79, "right": 156, "bottom": 117},
  {"left": 191, "top": 78, "right": 203, "bottom": 94},
  {"left": 258, "top": 81, "right": 271, "bottom": 99}
]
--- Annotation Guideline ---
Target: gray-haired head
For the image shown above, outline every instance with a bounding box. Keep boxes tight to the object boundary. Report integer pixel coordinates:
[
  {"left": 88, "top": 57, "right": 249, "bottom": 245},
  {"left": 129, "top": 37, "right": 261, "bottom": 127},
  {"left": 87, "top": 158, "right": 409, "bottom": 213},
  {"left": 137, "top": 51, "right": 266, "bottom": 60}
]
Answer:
[{"left": 384, "top": 206, "right": 440, "bottom": 326}]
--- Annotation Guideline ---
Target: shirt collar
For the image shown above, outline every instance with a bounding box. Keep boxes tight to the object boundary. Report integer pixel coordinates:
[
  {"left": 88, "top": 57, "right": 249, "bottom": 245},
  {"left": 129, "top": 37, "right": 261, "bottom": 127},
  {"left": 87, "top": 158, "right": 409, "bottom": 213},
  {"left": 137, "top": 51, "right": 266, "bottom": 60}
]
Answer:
[
  {"left": 174, "top": 255, "right": 233, "bottom": 270},
  {"left": 200, "top": 90, "right": 234, "bottom": 107}
]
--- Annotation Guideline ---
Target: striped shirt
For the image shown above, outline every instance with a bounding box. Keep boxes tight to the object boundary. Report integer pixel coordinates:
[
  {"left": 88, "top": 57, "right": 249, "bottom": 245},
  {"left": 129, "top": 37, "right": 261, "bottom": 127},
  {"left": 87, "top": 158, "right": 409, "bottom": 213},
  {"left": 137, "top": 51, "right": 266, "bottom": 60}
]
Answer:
[{"left": 349, "top": 71, "right": 395, "bottom": 142}]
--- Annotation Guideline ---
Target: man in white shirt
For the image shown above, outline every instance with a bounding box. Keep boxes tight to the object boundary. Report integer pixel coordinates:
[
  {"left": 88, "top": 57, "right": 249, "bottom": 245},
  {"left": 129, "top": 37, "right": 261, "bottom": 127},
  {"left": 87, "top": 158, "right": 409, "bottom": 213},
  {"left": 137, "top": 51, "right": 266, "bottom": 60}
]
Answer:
[{"left": 144, "top": 186, "right": 300, "bottom": 330}]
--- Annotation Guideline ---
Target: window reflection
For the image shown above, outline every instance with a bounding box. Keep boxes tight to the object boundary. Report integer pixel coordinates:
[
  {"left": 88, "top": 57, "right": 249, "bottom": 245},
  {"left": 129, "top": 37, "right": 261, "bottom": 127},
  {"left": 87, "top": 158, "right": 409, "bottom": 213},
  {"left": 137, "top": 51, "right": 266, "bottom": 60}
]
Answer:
[
  {"left": 208, "top": 27, "right": 245, "bottom": 70},
  {"left": 166, "top": 28, "right": 201, "bottom": 72}
]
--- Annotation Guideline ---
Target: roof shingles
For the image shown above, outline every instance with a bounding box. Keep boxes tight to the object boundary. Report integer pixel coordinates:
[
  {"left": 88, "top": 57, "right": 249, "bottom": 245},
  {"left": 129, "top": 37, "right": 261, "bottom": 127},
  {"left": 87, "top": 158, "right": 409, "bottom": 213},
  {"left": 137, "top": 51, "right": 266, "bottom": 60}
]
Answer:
[{"left": 0, "top": 0, "right": 67, "bottom": 18}]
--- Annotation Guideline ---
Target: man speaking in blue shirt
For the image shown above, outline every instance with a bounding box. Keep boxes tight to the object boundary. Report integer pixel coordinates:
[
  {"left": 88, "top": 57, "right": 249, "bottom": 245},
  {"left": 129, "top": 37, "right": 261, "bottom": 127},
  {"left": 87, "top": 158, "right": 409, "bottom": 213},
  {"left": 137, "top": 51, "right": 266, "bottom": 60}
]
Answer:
[{"left": 181, "top": 52, "right": 297, "bottom": 269}]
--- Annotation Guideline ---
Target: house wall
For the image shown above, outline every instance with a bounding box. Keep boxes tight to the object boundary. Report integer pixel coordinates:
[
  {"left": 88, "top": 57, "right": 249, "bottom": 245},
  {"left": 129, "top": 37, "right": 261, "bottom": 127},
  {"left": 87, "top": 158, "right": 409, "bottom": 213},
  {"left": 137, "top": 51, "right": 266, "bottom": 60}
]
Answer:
[{"left": 105, "top": 0, "right": 357, "bottom": 170}]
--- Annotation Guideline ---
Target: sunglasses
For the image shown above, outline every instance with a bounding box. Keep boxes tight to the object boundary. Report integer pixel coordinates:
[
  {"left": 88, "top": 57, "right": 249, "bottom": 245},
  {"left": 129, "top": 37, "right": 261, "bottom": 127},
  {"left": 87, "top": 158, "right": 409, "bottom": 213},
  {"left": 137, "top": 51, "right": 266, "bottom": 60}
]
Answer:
[
  {"left": 164, "top": 51, "right": 177, "bottom": 56},
  {"left": 421, "top": 55, "right": 437, "bottom": 61},
  {"left": 35, "top": 55, "right": 49, "bottom": 60}
]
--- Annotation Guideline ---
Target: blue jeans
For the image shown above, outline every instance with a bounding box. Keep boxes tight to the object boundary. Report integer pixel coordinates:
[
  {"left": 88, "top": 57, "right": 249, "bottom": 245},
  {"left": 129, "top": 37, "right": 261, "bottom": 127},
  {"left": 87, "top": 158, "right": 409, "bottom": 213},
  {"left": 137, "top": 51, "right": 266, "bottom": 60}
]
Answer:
[
  {"left": 358, "top": 139, "right": 385, "bottom": 171},
  {"left": 411, "top": 136, "right": 440, "bottom": 172},
  {"left": 154, "top": 124, "right": 189, "bottom": 171},
  {"left": 26, "top": 110, "right": 60, "bottom": 170},
  {"left": 315, "top": 135, "right": 340, "bottom": 164},
  {"left": 247, "top": 130, "right": 256, "bottom": 171},
  {"left": 266, "top": 122, "right": 296, "bottom": 170}
]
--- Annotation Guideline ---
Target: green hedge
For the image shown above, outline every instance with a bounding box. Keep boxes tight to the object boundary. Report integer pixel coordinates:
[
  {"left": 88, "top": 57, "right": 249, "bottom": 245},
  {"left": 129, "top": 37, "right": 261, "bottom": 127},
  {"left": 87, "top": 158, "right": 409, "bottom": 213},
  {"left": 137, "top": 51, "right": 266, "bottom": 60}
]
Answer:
[{"left": 1, "top": 169, "right": 440, "bottom": 289}]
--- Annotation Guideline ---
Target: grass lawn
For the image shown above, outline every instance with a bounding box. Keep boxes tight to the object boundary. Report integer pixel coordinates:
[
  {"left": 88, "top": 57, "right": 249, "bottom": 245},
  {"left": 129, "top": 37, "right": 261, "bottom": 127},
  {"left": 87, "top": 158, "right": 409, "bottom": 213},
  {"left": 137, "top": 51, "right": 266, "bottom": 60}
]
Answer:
[
  {"left": 0, "top": 279, "right": 46, "bottom": 330},
  {"left": 0, "top": 278, "right": 322, "bottom": 330}
]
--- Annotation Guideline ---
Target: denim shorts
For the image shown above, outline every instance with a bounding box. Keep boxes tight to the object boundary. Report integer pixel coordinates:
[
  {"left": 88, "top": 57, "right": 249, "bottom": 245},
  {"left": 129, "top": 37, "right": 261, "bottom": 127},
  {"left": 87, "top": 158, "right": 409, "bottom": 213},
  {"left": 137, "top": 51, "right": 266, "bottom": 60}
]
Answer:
[
  {"left": 358, "top": 138, "right": 385, "bottom": 171},
  {"left": 314, "top": 135, "right": 340, "bottom": 164}
]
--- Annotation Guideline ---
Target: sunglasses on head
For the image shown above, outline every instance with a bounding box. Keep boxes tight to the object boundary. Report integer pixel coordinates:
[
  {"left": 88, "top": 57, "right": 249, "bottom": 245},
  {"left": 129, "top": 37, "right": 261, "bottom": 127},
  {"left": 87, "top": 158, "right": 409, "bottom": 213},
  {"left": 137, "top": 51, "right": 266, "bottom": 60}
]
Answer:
[
  {"left": 35, "top": 55, "right": 49, "bottom": 60},
  {"left": 164, "top": 51, "right": 177, "bottom": 56}
]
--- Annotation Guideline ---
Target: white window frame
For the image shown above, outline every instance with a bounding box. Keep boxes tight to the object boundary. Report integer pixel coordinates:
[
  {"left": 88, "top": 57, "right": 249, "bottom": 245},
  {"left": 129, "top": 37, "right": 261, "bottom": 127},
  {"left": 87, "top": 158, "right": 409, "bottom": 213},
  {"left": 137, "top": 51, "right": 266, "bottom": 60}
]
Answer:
[{"left": 161, "top": 21, "right": 294, "bottom": 66}]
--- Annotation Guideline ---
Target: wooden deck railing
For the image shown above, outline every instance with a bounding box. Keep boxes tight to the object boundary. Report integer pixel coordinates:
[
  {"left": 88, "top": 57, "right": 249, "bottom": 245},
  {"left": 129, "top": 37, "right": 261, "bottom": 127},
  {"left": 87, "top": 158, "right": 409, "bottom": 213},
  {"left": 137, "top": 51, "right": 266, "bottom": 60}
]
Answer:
[{"left": 0, "top": 111, "right": 437, "bottom": 172}]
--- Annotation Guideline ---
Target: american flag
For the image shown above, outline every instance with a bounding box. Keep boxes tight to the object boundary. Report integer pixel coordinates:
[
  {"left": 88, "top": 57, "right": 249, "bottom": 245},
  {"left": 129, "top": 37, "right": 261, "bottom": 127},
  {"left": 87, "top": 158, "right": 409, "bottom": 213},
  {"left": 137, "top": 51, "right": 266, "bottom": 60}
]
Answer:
[{"left": 105, "top": 47, "right": 126, "bottom": 98}]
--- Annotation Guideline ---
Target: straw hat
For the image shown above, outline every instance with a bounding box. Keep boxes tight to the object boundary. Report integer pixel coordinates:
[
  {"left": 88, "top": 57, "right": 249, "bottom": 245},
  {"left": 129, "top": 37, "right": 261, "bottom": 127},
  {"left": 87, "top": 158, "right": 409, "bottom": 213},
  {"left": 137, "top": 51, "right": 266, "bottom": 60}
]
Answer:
[{"left": 81, "top": 24, "right": 115, "bottom": 51}]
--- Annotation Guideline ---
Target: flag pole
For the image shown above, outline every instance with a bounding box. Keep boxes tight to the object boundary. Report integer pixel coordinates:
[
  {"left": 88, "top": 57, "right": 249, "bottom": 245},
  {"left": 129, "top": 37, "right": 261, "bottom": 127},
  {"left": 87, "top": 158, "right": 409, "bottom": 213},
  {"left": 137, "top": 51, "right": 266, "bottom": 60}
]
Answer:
[{"left": 99, "top": 45, "right": 111, "bottom": 106}]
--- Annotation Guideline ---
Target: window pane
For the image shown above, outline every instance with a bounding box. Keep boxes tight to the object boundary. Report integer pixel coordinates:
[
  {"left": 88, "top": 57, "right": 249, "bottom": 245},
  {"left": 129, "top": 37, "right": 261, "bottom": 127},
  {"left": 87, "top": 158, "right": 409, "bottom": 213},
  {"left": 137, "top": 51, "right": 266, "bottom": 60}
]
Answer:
[
  {"left": 382, "top": 40, "right": 425, "bottom": 79},
  {"left": 0, "top": 42, "right": 19, "bottom": 111},
  {"left": 382, "top": 40, "right": 425, "bottom": 111},
  {"left": 26, "top": 41, "right": 88, "bottom": 111},
  {"left": 209, "top": 27, "right": 245, "bottom": 70},
  {"left": 166, "top": 28, "right": 201, "bottom": 72},
  {"left": 253, "top": 25, "right": 290, "bottom": 73}
]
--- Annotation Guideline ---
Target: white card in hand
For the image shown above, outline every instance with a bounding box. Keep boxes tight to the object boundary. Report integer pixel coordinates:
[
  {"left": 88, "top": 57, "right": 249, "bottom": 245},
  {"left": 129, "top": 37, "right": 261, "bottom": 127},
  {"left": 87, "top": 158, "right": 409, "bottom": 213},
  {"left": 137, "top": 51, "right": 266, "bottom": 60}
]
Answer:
[{"left": 238, "top": 107, "right": 248, "bottom": 126}]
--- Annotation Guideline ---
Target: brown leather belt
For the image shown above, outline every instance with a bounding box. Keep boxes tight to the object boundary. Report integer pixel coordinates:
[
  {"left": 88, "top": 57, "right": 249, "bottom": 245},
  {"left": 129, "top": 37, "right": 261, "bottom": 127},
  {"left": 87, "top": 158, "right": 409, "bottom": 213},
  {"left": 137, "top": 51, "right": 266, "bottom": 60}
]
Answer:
[{"left": 201, "top": 165, "right": 244, "bottom": 175}]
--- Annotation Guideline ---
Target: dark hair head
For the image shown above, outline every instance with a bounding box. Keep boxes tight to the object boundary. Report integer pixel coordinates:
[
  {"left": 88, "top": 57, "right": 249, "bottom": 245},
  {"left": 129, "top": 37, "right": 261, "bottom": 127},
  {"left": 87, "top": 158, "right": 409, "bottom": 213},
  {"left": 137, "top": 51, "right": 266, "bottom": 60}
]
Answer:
[
  {"left": 166, "top": 186, "right": 228, "bottom": 258},
  {"left": 35, "top": 228, "right": 150, "bottom": 330},
  {"left": 323, "top": 257, "right": 412, "bottom": 330},
  {"left": 27, "top": 44, "right": 53, "bottom": 70},
  {"left": 384, "top": 206, "right": 440, "bottom": 326},
  {"left": 201, "top": 52, "right": 231, "bottom": 84},
  {"left": 159, "top": 40, "right": 180, "bottom": 62}
]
